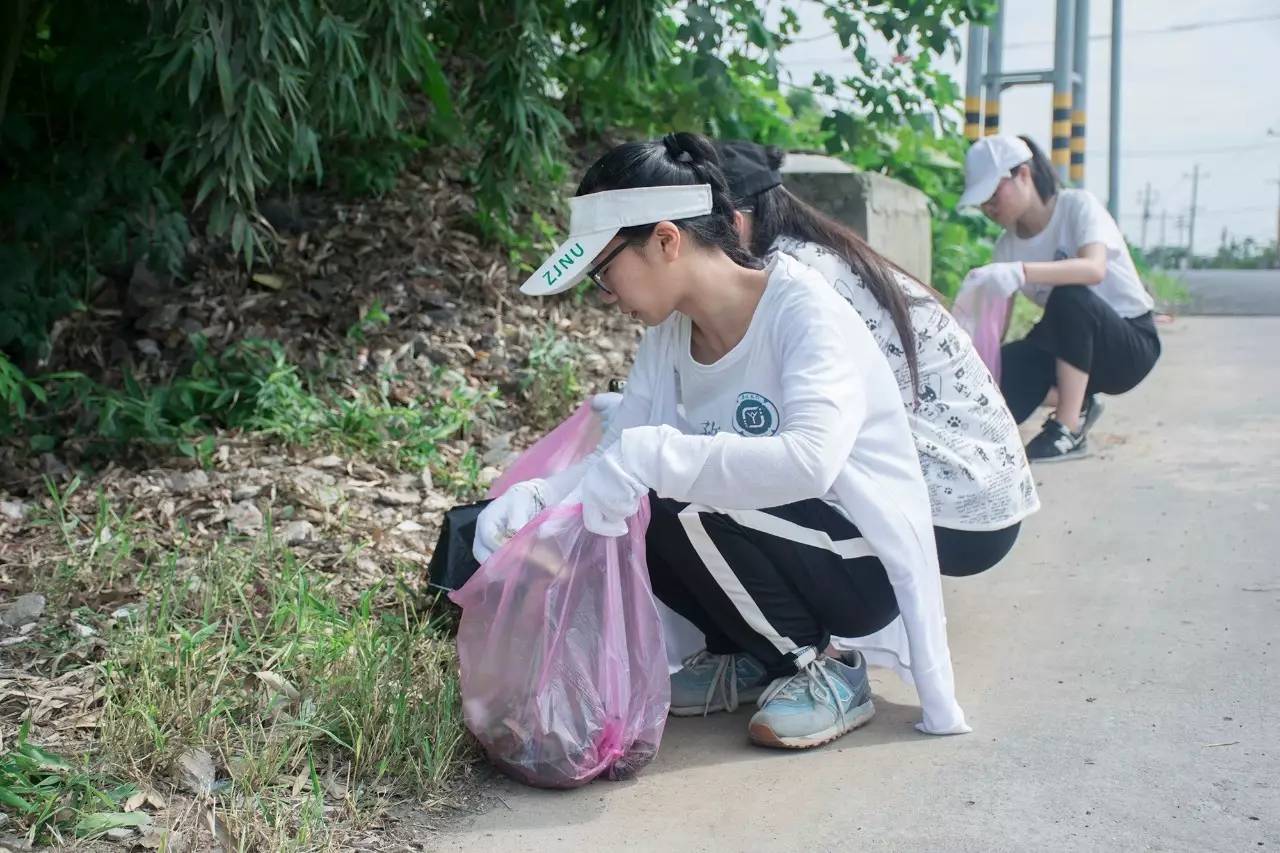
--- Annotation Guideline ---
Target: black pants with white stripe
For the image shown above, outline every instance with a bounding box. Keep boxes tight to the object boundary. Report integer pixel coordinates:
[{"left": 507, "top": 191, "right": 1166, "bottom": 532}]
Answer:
[{"left": 645, "top": 493, "right": 900, "bottom": 680}]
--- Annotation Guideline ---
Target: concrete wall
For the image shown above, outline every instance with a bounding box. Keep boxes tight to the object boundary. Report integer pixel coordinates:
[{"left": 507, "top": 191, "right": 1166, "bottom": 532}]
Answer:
[{"left": 780, "top": 153, "right": 933, "bottom": 285}]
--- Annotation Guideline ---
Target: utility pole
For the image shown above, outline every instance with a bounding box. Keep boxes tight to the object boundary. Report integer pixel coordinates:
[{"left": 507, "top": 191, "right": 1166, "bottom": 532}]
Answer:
[
  {"left": 1108, "top": 0, "right": 1123, "bottom": 219},
  {"left": 1273, "top": 168, "right": 1280, "bottom": 269},
  {"left": 1186, "top": 163, "right": 1202, "bottom": 263},
  {"left": 1051, "top": 0, "right": 1075, "bottom": 182},
  {"left": 1159, "top": 209, "right": 1167, "bottom": 260},
  {"left": 1175, "top": 215, "right": 1187, "bottom": 266},
  {"left": 1139, "top": 182, "right": 1153, "bottom": 251}
]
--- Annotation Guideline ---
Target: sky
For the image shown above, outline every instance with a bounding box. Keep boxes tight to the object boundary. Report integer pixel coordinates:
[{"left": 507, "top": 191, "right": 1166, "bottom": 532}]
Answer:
[{"left": 776, "top": 0, "right": 1280, "bottom": 256}]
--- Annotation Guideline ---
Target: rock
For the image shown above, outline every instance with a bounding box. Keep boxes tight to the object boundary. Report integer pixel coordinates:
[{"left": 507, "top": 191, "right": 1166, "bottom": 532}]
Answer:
[
  {"left": 232, "top": 484, "right": 263, "bottom": 501},
  {"left": 419, "top": 467, "right": 434, "bottom": 491},
  {"left": 280, "top": 520, "right": 315, "bottom": 545},
  {"left": 310, "top": 454, "right": 344, "bottom": 469},
  {"left": 478, "top": 466, "right": 501, "bottom": 487},
  {"left": 0, "top": 593, "right": 45, "bottom": 628},
  {"left": 227, "top": 501, "right": 263, "bottom": 534},
  {"left": 290, "top": 469, "right": 343, "bottom": 510},
  {"left": 395, "top": 519, "right": 425, "bottom": 534},
  {"left": 0, "top": 500, "right": 26, "bottom": 521},
  {"left": 135, "top": 338, "right": 162, "bottom": 358},
  {"left": 172, "top": 748, "right": 217, "bottom": 795},
  {"left": 168, "top": 470, "right": 211, "bottom": 494},
  {"left": 376, "top": 488, "right": 421, "bottom": 507},
  {"left": 40, "top": 453, "right": 70, "bottom": 479}
]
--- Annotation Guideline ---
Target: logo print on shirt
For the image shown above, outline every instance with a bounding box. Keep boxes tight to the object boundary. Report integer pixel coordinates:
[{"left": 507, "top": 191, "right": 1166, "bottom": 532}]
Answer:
[{"left": 733, "top": 392, "right": 779, "bottom": 437}]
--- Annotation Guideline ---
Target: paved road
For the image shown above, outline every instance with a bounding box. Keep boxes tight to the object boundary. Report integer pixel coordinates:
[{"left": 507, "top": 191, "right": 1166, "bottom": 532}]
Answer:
[
  {"left": 1175, "top": 269, "right": 1280, "bottom": 316},
  {"left": 439, "top": 317, "right": 1280, "bottom": 853}
]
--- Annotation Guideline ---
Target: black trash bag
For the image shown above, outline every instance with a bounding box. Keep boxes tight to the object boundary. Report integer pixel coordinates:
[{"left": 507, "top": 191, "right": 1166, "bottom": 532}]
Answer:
[{"left": 427, "top": 500, "right": 492, "bottom": 591}]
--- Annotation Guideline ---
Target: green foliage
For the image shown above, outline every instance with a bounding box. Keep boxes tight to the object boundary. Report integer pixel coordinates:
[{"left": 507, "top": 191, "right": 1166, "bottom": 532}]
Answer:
[
  {"left": 0, "top": 721, "right": 139, "bottom": 846},
  {"left": 518, "top": 326, "right": 584, "bottom": 432},
  {"left": 838, "top": 126, "right": 999, "bottom": 297},
  {"left": 13, "top": 337, "right": 499, "bottom": 484},
  {"left": 3, "top": 0, "right": 998, "bottom": 354},
  {"left": 1, "top": 0, "right": 449, "bottom": 357}
]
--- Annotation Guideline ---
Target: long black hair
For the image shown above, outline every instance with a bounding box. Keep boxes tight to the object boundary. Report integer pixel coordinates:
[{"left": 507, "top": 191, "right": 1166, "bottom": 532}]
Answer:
[
  {"left": 737, "top": 144, "right": 926, "bottom": 398},
  {"left": 1017, "top": 135, "right": 1061, "bottom": 203},
  {"left": 576, "top": 132, "right": 761, "bottom": 269}
]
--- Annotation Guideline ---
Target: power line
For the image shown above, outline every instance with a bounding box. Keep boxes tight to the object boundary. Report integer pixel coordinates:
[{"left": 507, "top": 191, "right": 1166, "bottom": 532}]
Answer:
[{"left": 1005, "top": 13, "right": 1280, "bottom": 49}]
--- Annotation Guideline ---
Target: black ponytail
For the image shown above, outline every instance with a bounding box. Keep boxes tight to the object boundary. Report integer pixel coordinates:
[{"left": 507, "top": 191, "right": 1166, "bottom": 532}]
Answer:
[
  {"left": 737, "top": 145, "right": 927, "bottom": 401},
  {"left": 1018, "top": 135, "right": 1061, "bottom": 203},
  {"left": 575, "top": 132, "right": 761, "bottom": 269}
]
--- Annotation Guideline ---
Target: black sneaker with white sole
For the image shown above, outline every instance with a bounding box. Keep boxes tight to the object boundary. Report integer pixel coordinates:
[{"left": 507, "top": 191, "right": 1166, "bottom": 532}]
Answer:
[{"left": 1025, "top": 418, "right": 1088, "bottom": 463}]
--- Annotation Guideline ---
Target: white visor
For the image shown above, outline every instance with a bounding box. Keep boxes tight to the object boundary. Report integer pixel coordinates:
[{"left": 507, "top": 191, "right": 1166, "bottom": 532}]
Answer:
[{"left": 519, "top": 184, "right": 714, "bottom": 296}]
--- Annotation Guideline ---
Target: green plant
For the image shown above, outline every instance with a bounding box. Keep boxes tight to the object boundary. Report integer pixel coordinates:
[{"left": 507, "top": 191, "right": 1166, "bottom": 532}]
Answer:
[
  {"left": 1, "top": 0, "right": 451, "bottom": 356},
  {"left": 0, "top": 721, "right": 142, "bottom": 847},
  {"left": 519, "top": 326, "right": 584, "bottom": 432}
]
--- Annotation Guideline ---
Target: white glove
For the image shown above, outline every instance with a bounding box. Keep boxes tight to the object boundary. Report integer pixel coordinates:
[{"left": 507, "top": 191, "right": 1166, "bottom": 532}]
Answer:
[
  {"left": 577, "top": 444, "right": 648, "bottom": 537},
  {"left": 962, "top": 261, "right": 1024, "bottom": 299},
  {"left": 589, "top": 392, "right": 624, "bottom": 430},
  {"left": 472, "top": 479, "right": 549, "bottom": 564}
]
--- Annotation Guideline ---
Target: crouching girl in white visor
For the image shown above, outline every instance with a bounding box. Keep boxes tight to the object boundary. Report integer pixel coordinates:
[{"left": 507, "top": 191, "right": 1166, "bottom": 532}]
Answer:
[{"left": 472, "top": 132, "right": 969, "bottom": 748}]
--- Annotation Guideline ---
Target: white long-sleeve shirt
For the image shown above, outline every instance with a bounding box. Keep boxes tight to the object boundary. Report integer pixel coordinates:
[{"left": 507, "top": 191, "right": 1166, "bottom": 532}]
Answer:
[{"left": 600, "top": 252, "right": 967, "bottom": 735}]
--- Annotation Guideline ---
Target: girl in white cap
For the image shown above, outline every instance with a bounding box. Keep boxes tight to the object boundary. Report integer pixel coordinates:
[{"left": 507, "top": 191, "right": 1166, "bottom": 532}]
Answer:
[
  {"left": 715, "top": 141, "right": 1038, "bottom": 579},
  {"left": 472, "top": 132, "right": 969, "bottom": 748},
  {"left": 958, "top": 135, "right": 1161, "bottom": 462}
]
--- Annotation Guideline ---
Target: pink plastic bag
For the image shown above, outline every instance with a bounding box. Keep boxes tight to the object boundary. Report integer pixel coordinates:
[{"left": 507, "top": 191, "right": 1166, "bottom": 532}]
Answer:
[
  {"left": 487, "top": 403, "right": 603, "bottom": 500},
  {"left": 952, "top": 282, "right": 1008, "bottom": 383},
  {"left": 449, "top": 499, "right": 669, "bottom": 788}
]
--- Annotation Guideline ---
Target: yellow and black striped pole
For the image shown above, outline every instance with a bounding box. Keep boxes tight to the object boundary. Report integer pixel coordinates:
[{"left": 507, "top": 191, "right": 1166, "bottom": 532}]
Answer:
[
  {"left": 965, "top": 96, "right": 983, "bottom": 141},
  {"left": 1071, "top": 0, "right": 1090, "bottom": 184},
  {"left": 1052, "top": 92, "right": 1073, "bottom": 176},
  {"left": 983, "top": 4, "right": 1005, "bottom": 137},
  {"left": 1051, "top": 0, "right": 1075, "bottom": 181},
  {"left": 1070, "top": 108, "right": 1086, "bottom": 183},
  {"left": 964, "top": 24, "right": 986, "bottom": 141}
]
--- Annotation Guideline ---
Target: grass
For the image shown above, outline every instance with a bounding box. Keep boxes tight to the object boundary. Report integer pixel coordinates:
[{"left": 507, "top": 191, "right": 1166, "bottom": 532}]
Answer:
[
  {"left": 7, "top": 491, "right": 471, "bottom": 850},
  {"left": 1144, "top": 266, "right": 1189, "bottom": 307},
  {"left": 9, "top": 335, "right": 503, "bottom": 486},
  {"left": 518, "top": 326, "right": 584, "bottom": 433}
]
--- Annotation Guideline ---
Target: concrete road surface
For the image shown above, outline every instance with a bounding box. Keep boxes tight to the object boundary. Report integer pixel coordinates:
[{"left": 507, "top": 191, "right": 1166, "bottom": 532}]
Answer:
[
  {"left": 438, "top": 317, "right": 1280, "bottom": 853},
  {"left": 1176, "top": 269, "right": 1280, "bottom": 316}
]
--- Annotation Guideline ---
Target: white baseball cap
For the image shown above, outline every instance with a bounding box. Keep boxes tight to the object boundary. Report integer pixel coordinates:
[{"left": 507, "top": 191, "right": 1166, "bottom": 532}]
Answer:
[
  {"left": 957, "top": 135, "right": 1034, "bottom": 210},
  {"left": 519, "top": 184, "right": 713, "bottom": 296}
]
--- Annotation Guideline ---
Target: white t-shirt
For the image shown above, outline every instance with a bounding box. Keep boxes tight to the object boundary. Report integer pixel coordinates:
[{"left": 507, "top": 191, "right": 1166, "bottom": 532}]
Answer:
[
  {"left": 774, "top": 238, "right": 1039, "bottom": 532},
  {"left": 994, "top": 189, "right": 1154, "bottom": 319},
  {"left": 598, "top": 252, "right": 968, "bottom": 735}
]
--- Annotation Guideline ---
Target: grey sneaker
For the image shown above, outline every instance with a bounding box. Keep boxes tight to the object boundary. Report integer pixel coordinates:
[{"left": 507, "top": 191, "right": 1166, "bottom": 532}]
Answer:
[
  {"left": 748, "top": 651, "right": 875, "bottom": 749},
  {"left": 669, "top": 650, "right": 768, "bottom": 716}
]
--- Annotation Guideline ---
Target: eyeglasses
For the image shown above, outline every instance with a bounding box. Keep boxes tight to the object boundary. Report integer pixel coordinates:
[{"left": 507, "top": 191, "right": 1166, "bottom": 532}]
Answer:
[{"left": 587, "top": 241, "right": 630, "bottom": 295}]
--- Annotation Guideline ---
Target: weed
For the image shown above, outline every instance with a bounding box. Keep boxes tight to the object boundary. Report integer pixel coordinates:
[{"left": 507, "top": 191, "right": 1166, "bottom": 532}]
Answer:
[
  {"left": 96, "top": 535, "right": 470, "bottom": 846},
  {"left": 0, "top": 722, "right": 141, "bottom": 847},
  {"left": 518, "top": 326, "right": 583, "bottom": 432}
]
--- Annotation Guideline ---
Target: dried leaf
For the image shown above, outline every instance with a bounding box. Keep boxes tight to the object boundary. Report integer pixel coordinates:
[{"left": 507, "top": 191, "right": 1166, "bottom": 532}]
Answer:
[
  {"left": 254, "top": 670, "right": 300, "bottom": 701},
  {"left": 251, "top": 273, "right": 287, "bottom": 290}
]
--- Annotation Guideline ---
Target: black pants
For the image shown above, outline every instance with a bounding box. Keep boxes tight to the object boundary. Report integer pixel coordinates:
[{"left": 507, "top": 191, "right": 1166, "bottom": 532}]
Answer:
[
  {"left": 935, "top": 523, "right": 1020, "bottom": 577},
  {"left": 1000, "top": 285, "right": 1161, "bottom": 424},
  {"left": 645, "top": 493, "right": 900, "bottom": 680}
]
